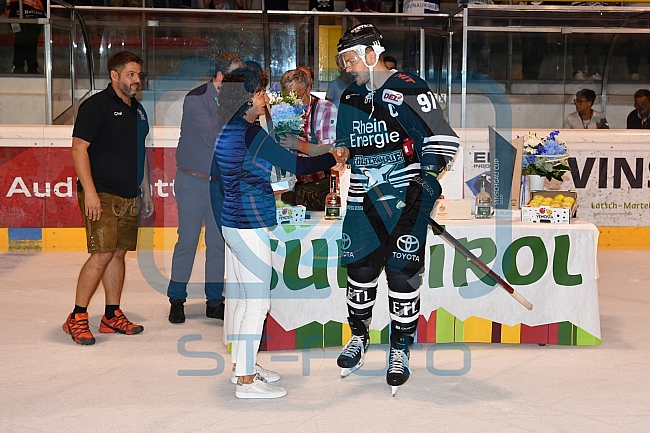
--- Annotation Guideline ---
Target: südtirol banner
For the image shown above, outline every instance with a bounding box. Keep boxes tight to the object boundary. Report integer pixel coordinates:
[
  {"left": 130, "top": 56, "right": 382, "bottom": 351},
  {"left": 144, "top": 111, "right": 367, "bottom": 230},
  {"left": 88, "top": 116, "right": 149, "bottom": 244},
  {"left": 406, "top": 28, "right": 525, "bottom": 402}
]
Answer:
[{"left": 223, "top": 219, "right": 600, "bottom": 345}]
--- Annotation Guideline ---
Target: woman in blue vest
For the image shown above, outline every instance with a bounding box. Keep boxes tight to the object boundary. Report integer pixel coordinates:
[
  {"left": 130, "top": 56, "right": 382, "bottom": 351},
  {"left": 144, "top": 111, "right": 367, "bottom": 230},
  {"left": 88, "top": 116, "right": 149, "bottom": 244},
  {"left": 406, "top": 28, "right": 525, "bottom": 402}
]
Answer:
[{"left": 213, "top": 65, "right": 344, "bottom": 399}]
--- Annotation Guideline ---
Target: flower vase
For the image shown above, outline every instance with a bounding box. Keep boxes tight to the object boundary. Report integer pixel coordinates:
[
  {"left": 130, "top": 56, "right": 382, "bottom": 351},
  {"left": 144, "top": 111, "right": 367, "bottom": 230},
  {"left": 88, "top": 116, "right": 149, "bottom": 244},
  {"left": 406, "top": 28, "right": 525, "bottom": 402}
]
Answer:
[
  {"left": 525, "top": 175, "right": 546, "bottom": 203},
  {"left": 528, "top": 175, "right": 546, "bottom": 192}
]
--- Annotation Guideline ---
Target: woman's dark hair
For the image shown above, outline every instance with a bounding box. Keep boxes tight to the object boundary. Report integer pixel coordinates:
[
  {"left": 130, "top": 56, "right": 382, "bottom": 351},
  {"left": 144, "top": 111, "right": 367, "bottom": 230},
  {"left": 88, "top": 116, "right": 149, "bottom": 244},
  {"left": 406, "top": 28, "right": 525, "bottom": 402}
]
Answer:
[
  {"left": 576, "top": 88, "right": 596, "bottom": 104},
  {"left": 218, "top": 64, "right": 268, "bottom": 122}
]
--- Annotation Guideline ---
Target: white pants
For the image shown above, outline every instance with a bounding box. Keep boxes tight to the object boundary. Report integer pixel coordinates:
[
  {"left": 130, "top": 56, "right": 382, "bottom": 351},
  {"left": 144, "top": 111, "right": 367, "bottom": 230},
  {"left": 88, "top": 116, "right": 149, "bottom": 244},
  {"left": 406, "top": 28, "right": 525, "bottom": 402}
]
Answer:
[{"left": 223, "top": 226, "right": 272, "bottom": 377}]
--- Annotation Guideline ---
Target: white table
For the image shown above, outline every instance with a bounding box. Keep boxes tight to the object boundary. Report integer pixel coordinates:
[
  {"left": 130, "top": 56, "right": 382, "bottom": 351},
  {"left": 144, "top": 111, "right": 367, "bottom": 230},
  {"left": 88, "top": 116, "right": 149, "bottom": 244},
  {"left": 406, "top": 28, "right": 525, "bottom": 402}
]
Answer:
[{"left": 224, "top": 215, "right": 601, "bottom": 349}]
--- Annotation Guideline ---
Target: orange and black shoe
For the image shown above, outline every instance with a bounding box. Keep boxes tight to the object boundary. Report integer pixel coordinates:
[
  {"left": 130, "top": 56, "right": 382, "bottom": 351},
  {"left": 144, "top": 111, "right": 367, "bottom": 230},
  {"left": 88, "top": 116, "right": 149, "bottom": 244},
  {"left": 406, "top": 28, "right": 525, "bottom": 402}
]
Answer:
[
  {"left": 99, "top": 309, "right": 144, "bottom": 335},
  {"left": 62, "top": 312, "right": 96, "bottom": 345}
]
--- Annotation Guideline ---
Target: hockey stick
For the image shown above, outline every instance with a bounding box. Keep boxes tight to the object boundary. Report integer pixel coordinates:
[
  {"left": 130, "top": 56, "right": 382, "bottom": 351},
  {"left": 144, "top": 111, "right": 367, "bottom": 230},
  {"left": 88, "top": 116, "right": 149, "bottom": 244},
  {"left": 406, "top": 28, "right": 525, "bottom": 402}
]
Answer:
[{"left": 427, "top": 217, "right": 533, "bottom": 311}]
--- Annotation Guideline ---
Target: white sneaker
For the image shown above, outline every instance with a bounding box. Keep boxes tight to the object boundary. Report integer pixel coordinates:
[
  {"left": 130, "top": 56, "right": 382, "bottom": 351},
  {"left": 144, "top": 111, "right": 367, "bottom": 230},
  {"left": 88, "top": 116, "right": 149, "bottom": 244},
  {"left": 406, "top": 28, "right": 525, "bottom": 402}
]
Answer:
[
  {"left": 574, "top": 71, "right": 586, "bottom": 80},
  {"left": 591, "top": 72, "right": 602, "bottom": 80},
  {"left": 235, "top": 374, "right": 287, "bottom": 399},
  {"left": 631, "top": 73, "right": 641, "bottom": 81},
  {"left": 231, "top": 364, "right": 280, "bottom": 384}
]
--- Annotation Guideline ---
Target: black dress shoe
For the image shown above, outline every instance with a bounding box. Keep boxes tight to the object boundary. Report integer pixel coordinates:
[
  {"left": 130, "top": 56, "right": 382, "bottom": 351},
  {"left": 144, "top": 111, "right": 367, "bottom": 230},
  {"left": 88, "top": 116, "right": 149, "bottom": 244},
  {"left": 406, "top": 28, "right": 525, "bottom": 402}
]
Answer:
[
  {"left": 169, "top": 300, "right": 185, "bottom": 323},
  {"left": 206, "top": 302, "right": 224, "bottom": 320}
]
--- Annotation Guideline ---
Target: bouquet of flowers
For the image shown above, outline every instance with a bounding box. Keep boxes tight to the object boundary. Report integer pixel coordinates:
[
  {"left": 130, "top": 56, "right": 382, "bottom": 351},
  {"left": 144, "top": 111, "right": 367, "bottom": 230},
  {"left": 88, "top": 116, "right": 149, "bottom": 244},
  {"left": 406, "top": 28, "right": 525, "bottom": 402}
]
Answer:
[
  {"left": 266, "top": 83, "right": 307, "bottom": 192},
  {"left": 521, "top": 131, "right": 570, "bottom": 181},
  {"left": 267, "top": 83, "right": 307, "bottom": 141}
]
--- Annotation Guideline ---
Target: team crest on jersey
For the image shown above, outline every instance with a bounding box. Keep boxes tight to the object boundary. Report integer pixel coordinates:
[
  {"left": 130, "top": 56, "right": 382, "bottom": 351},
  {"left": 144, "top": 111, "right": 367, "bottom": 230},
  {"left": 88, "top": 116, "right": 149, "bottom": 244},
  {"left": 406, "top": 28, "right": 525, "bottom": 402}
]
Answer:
[{"left": 382, "top": 89, "right": 403, "bottom": 106}]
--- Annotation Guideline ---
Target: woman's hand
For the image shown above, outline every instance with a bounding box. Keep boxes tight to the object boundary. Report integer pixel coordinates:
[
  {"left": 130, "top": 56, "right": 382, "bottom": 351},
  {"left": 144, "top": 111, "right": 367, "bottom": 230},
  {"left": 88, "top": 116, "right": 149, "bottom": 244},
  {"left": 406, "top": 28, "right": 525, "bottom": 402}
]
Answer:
[{"left": 279, "top": 135, "right": 299, "bottom": 150}]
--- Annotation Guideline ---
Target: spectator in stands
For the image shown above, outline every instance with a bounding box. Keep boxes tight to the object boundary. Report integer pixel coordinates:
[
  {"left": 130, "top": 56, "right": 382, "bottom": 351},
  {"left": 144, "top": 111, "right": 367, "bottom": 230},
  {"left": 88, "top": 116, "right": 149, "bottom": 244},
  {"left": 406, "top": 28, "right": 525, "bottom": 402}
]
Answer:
[
  {"left": 402, "top": 0, "right": 439, "bottom": 75},
  {"left": 569, "top": 2, "right": 605, "bottom": 80},
  {"left": 458, "top": 0, "right": 493, "bottom": 78},
  {"left": 627, "top": 88, "right": 650, "bottom": 129},
  {"left": 563, "top": 88, "right": 608, "bottom": 129},
  {"left": 623, "top": 2, "right": 649, "bottom": 81},
  {"left": 519, "top": 1, "right": 554, "bottom": 81},
  {"left": 8, "top": 0, "right": 46, "bottom": 74},
  {"left": 626, "top": 37, "right": 650, "bottom": 81},
  {"left": 520, "top": 30, "right": 547, "bottom": 80},
  {"left": 383, "top": 55, "right": 397, "bottom": 72},
  {"left": 167, "top": 54, "right": 245, "bottom": 324}
]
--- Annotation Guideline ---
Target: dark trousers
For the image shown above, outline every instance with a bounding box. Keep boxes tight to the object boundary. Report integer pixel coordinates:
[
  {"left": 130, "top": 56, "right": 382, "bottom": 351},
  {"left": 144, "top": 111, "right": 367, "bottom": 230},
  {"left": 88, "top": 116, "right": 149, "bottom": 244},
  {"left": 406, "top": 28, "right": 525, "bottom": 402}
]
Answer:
[
  {"left": 521, "top": 33, "right": 547, "bottom": 80},
  {"left": 13, "top": 23, "right": 41, "bottom": 72},
  {"left": 167, "top": 169, "right": 225, "bottom": 305},
  {"left": 627, "top": 35, "right": 650, "bottom": 75}
]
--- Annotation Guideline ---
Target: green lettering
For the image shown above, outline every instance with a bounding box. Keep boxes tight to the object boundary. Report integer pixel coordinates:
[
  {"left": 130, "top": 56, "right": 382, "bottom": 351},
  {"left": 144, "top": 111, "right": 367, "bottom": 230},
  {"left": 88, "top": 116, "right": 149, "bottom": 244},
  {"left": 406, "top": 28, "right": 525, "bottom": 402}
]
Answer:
[
  {"left": 553, "top": 235, "right": 582, "bottom": 286},
  {"left": 270, "top": 239, "right": 279, "bottom": 290},
  {"left": 336, "top": 239, "right": 348, "bottom": 289},
  {"left": 282, "top": 239, "right": 329, "bottom": 290},
  {"left": 428, "top": 244, "right": 445, "bottom": 288},
  {"left": 503, "top": 236, "right": 547, "bottom": 285},
  {"left": 452, "top": 237, "right": 497, "bottom": 287}
]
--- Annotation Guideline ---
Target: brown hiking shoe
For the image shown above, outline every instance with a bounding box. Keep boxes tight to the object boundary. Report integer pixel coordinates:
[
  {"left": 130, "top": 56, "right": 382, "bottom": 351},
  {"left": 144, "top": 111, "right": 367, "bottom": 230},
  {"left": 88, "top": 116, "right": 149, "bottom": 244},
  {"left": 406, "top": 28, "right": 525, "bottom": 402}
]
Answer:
[
  {"left": 99, "top": 309, "right": 144, "bottom": 335},
  {"left": 62, "top": 312, "right": 96, "bottom": 345}
]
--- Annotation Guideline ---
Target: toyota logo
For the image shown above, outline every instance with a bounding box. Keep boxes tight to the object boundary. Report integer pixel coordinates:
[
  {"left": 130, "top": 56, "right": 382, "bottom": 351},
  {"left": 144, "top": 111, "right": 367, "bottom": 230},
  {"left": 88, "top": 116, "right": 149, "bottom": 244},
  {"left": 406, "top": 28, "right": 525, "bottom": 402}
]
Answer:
[
  {"left": 341, "top": 233, "right": 352, "bottom": 251},
  {"left": 397, "top": 235, "right": 419, "bottom": 253}
]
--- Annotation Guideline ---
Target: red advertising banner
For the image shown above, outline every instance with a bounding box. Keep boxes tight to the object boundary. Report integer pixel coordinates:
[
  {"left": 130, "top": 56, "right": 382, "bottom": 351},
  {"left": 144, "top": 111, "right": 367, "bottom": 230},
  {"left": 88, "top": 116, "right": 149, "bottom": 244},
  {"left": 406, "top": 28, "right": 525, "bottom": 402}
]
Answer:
[{"left": 0, "top": 147, "right": 180, "bottom": 228}]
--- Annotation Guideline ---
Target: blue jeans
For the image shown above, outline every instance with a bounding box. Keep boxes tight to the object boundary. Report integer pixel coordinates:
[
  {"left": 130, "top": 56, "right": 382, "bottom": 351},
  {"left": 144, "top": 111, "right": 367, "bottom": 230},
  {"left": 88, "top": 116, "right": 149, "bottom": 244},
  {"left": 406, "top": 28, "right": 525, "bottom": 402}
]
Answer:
[{"left": 167, "top": 169, "right": 225, "bottom": 305}]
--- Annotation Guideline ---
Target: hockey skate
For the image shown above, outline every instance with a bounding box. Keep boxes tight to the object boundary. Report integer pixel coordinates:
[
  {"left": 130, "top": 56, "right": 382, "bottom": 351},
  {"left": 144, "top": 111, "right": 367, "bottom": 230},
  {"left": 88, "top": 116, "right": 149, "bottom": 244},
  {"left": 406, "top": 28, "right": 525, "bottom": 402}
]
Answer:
[
  {"left": 386, "top": 333, "right": 413, "bottom": 396},
  {"left": 337, "top": 318, "right": 370, "bottom": 378}
]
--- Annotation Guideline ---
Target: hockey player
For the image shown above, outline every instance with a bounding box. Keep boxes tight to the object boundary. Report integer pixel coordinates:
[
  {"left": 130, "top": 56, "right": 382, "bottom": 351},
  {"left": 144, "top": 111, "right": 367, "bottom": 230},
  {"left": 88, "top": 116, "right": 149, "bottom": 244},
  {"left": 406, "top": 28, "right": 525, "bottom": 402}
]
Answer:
[{"left": 334, "top": 23, "right": 460, "bottom": 396}]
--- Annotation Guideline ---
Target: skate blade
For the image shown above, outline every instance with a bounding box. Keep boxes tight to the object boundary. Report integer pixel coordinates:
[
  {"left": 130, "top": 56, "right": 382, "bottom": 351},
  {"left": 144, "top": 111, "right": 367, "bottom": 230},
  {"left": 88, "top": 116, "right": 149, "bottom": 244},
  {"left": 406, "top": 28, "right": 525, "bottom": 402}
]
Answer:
[
  {"left": 391, "top": 385, "right": 399, "bottom": 397},
  {"left": 340, "top": 360, "right": 364, "bottom": 378}
]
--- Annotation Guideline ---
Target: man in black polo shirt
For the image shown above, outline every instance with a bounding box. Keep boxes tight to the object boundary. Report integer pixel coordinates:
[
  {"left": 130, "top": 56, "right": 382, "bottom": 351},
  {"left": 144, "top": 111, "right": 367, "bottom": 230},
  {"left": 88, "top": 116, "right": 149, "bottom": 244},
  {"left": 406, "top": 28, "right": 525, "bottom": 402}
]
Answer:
[
  {"left": 627, "top": 89, "right": 650, "bottom": 129},
  {"left": 63, "top": 51, "right": 153, "bottom": 345},
  {"left": 166, "top": 54, "right": 245, "bottom": 324}
]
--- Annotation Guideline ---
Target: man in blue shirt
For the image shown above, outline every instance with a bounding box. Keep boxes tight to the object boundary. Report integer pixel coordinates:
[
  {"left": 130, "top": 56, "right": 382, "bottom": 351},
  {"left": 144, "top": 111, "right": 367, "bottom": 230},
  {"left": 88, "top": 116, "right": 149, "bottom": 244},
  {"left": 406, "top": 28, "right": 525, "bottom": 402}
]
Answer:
[{"left": 167, "top": 54, "right": 246, "bottom": 324}]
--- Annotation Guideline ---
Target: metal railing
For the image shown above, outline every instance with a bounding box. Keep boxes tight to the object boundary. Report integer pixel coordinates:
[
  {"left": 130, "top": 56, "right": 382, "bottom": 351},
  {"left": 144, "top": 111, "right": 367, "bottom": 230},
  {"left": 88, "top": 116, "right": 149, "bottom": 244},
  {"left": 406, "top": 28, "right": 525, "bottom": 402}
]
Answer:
[{"left": 1, "top": 3, "right": 649, "bottom": 128}]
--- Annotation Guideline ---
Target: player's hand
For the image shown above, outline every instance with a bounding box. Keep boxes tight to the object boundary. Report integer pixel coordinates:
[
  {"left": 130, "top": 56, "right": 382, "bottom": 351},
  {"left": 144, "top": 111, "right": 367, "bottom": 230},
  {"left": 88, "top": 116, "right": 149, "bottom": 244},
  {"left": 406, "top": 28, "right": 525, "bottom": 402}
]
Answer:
[
  {"left": 84, "top": 191, "right": 102, "bottom": 221},
  {"left": 331, "top": 147, "right": 348, "bottom": 165},
  {"left": 141, "top": 193, "right": 154, "bottom": 219},
  {"left": 335, "top": 147, "right": 349, "bottom": 162},
  {"left": 279, "top": 134, "right": 300, "bottom": 150}
]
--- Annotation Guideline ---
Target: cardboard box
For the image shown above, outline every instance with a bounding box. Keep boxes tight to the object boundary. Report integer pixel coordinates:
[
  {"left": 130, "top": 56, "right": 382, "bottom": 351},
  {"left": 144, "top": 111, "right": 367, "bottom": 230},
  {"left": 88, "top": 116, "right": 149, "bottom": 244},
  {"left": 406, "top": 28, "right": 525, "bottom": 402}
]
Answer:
[
  {"left": 432, "top": 199, "right": 473, "bottom": 220},
  {"left": 276, "top": 205, "right": 306, "bottom": 224},
  {"left": 521, "top": 190, "right": 578, "bottom": 224}
]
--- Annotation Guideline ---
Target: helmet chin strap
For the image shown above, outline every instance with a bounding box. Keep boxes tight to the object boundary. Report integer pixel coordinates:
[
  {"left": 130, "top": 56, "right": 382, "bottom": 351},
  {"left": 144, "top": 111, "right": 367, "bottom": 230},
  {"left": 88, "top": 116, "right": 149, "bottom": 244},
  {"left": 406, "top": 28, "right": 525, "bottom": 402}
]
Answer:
[{"left": 359, "top": 42, "right": 385, "bottom": 119}]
